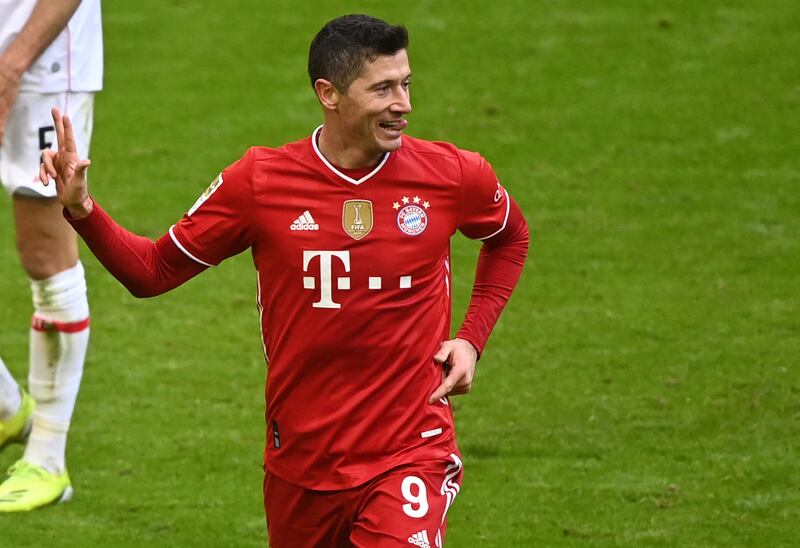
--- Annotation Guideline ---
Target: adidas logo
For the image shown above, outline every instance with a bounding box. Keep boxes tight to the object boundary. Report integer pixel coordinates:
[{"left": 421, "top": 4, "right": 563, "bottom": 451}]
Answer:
[
  {"left": 290, "top": 210, "right": 319, "bottom": 231},
  {"left": 408, "top": 530, "right": 431, "bottom": 548}
]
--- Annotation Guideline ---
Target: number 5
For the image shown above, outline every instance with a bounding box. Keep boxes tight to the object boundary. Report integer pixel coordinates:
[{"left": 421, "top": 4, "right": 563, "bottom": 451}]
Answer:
[
  {"left": 39, "top": 126, "right": 55, "bottom": 151},
  {"left": 401, "top": 475, "right": 429, "bottom": 518}
]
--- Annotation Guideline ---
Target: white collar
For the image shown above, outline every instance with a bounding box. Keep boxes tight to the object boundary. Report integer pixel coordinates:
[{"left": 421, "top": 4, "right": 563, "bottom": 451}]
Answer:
[{"left": 311, "top": 125, "right": 390, "bottom": 185}]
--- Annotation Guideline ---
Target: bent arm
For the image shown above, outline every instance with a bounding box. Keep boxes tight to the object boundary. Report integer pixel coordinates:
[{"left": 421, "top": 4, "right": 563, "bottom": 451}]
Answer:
[
  {"left": 0, "top": 0, "right": 82, "bottom": 74},
  {"left": 0, "top": 0, "right": 83, "bottom": 142},
  {"left": 456, "top": 197, "right": 530, "bottom": 355},
  {"left": 65, "top": 201, "right": 207, "bottom": 298}
]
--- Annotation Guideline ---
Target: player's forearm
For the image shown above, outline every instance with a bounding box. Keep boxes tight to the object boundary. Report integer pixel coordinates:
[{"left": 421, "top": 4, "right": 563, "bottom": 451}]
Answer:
[
  {"left": 456, "top": 198, "right": 529, "bottom": 355},
  {"left": 0, "top": 0, "right": 83, "bottom": 76},
  {"left": 65, "top": 201, "right": 207, "bottom": 298}
]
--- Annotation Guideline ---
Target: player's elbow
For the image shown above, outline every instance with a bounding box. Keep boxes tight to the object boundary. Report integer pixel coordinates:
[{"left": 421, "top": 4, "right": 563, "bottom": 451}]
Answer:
[
  {"left": 124, "top": 280, "right": 168, "bottom": 299},
  {"left": 128, "top": 286, "right": 156, "bottom": 299}
]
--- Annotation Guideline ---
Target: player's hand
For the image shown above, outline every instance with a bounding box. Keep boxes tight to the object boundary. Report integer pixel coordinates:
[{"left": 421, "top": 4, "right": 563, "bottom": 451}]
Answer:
[
  {"left": 0, "top": 61, "right": 22, "bottom": 145},
  {"left": 40, "top": 107, "right": 93, "bottom": 218},
  {"left": 428, "top": 338, "right": 478, "bottom": 404}
]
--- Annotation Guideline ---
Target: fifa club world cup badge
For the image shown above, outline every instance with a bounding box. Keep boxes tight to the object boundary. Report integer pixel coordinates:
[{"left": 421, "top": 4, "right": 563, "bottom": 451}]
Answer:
[
  {"left": 393, "top": 195, "right": 430, "bottom": 236},
  {"left": 342, "top": 200, "right": 373, "bottom": 240}
]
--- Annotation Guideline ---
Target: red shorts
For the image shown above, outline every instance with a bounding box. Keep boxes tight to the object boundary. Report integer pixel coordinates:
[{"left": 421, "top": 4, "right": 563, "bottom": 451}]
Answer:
[{"left": 264, "top": 453, "right": 464, "bottom": 547}]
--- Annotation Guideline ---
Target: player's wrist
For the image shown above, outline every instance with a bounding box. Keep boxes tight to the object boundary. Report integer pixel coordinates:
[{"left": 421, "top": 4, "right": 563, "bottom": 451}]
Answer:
[
  {"left": 66, "top": 196, "right": 94, "bottom": 220},
  {"left": 0, "top": 52, "right": 27, "bottom": 79},
  {"left": 454, "top": 337, "right": 479, "bottom": 360}
]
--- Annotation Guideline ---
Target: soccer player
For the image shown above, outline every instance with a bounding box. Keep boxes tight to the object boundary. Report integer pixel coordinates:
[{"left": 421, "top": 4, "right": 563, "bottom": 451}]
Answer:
[
  {"left": 0, "top": 0, "right": 102, "bottom": 512},
  {"left": 43, "top": 14, "right": 527, "bottom": 546}
]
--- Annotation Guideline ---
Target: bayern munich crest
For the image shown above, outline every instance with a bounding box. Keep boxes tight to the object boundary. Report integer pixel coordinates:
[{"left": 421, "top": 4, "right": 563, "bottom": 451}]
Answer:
[
  {"left": 393, "top": 195, "right": 431, "bottom": 236},
  {"left": 397, "top": 204, "right": 428, "bottom": 235}
]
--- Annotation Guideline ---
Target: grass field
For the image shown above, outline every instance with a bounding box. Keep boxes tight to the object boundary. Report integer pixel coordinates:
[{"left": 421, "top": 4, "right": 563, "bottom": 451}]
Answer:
[{"left": 2, "top": 0, "right": 799, "bottom": 546}]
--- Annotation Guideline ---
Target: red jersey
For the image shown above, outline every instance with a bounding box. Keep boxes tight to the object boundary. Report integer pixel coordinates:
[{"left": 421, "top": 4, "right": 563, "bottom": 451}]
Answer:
[{"left": 169, "top": 128, "right": 511, "bottom": 490}]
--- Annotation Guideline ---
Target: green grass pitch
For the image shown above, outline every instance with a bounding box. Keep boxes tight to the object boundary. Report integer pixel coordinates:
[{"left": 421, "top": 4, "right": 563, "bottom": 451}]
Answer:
[{"left": 1, "top": 1, "right": 798, "bottom": 545}]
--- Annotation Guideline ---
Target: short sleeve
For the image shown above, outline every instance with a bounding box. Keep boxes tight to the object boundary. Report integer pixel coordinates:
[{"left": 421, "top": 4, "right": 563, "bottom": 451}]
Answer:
[
  {"left": 169, "top": 149, "right": 254, "bottom": 266},
  {"left": 457, "top": 150, "right": 511, "bottom": 240}
]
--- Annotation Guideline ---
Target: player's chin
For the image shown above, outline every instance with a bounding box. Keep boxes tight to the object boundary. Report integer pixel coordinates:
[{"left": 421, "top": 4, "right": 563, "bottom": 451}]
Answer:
[{"left": 374, "top": 129, "right": 404, "bottom": 152}]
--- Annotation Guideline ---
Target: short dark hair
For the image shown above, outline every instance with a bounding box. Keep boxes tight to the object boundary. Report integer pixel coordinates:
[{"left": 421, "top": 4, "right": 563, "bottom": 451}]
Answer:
[{"left": 308, "top": 14, "right": 409, "bottom": 92}]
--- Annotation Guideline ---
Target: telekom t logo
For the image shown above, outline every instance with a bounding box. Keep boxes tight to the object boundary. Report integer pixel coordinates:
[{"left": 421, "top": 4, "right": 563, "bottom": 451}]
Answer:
[
  {"left": 303, "top": 250, "right": 350, "bottom": 309},
  {"left": 303, "top": 250, "right": 413, "bottom": 309}
]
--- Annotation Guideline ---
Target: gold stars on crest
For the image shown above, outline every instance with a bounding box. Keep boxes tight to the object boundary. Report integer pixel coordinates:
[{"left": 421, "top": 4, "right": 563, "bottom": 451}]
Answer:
[{"left": 393, "top": 195, "right": 431, "bottom": 210}]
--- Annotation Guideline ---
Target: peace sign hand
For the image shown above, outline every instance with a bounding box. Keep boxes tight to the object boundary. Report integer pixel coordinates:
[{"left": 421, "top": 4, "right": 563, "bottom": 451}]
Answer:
[{"left": 40, "top": 107, "right": 93, "bottom": 219}]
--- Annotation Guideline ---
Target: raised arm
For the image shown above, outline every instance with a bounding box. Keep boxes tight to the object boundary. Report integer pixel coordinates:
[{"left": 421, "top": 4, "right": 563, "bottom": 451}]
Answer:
[
  {"left": 0, "top": 0, "right": 83, "bottom": 144},
  {"left": 41, "top": 108, "right": 206, "bottom": 297}
]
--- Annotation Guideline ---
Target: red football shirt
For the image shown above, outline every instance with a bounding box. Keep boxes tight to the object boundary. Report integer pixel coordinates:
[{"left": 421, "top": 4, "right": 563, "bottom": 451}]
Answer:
[{"left": 170, "top": 127, "right": 511, "bottom": 490}]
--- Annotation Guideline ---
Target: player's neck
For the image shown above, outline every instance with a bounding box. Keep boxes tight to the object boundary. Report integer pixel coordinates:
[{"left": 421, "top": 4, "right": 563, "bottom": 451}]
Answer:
[{"left": 317, "top": 126, "right": 384, "bottom": 170}]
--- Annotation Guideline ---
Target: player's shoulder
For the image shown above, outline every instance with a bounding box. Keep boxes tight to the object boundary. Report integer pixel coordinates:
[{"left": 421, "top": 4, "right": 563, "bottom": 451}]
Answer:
[
  {"left": 248, "top": 135, "right": 313, "bottom": 165},
  {"left": 400, "top": 134, "right": 461, "bottom": 159},
  {"left": 222, "top": 137, "right": 314, "bottom": 192},
  {"left": 399, "top": 135, "right": 488, "bottom": 174}
]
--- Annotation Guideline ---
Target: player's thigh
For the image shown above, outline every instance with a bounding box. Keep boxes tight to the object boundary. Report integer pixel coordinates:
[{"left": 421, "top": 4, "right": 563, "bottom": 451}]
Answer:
[
  {"left": 351, "top": 454, "right": 464, "bottom": 548},
  {"left": 12, "top": 195, "right": 78, "bottom": 279},
  {"left": 263, "top": 468, "right": 356, "bottom": 548},
  {"left": 1, "top": 91, "right": 94, "bottom": 198},
  {"left": 2, "top": 92, "right": 93, "bottom": 279}
]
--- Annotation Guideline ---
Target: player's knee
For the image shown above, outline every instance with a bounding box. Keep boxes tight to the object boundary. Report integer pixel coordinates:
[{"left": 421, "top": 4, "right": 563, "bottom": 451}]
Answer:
[
  {"left": 30, "top": 261, "right": 89, "bottom": 321},
  {"left": 17, "top": 238, "right": 76, "bottom": 280},
  {"left": 17, "top": 244, "right": 57, "bottom": 279}
]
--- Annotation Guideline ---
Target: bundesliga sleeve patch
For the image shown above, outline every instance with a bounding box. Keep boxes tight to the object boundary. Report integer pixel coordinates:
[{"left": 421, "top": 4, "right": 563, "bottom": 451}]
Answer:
[{"left": 187, "top": 174, "right": 223, "bottom": 216}]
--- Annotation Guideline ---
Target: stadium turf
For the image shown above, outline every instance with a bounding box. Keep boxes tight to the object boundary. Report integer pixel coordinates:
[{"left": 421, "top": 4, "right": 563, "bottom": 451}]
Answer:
[{"left": 1, "top": 1, "right": 798, "bottom": 545}]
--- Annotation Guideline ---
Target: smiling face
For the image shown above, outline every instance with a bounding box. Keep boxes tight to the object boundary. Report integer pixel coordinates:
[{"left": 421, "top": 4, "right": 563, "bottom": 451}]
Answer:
[{"left": 325, "top": 49, "right": 412, "bottom": 165}]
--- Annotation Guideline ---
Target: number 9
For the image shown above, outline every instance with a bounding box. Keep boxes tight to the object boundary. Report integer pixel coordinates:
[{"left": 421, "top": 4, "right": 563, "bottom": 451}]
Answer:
[{"left": 401, "top": 475, "right": 429, "bottom": 518}]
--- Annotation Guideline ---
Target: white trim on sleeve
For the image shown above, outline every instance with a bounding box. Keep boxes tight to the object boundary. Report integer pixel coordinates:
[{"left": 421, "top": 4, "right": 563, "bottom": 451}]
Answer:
[
  {"left": 477, "top": 188, "right": 511, "bottom": 241},
  {"left": 168, "top": 225, "right": 214, "bottom": 267}
]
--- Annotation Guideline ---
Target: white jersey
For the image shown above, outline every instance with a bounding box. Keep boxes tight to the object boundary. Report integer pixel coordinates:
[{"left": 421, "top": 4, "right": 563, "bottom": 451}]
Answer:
[{"left": 0, "top": 0, "right": 103, "bottom": 93}]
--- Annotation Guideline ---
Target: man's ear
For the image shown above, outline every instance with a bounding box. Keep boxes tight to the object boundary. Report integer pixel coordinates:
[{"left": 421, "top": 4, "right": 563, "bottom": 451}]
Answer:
[{"left": 314, "top": 79, "right": 341, "bottom": 111}]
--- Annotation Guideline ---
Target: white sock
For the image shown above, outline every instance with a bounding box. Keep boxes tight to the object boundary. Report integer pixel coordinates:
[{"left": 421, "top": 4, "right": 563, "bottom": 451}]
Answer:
[
  {"left": 24, "top": 261, "right": 90, "bottom": 474},
  {"left": 0, "top": 356, "right": 22, "bottom": 422}
]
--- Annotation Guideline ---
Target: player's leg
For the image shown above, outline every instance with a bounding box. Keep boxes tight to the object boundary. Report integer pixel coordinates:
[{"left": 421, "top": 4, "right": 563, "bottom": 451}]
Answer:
[
  {"left": 15, "top": 194, "right": 88, "bottom": 473},
  {"left": 0, "top": 356, "right": 35, "bottom": 449},
  {"left": 350, "top": 454, "right": 464, "bottom": 548},
  {"left": 0, "top": 356, "right": 22, "bottom": 422},
  {"left": 263, "top": 468, "right": 357, "bottom": 548},
  {"left": 0, "top": 92, "right": 93, "bottom": 512}
]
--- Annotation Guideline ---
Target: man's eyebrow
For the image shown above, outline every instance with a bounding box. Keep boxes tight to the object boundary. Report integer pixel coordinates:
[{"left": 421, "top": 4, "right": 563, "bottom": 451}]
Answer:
[{"left": 369, "top": 74, "right": 412, "bottom": 89}]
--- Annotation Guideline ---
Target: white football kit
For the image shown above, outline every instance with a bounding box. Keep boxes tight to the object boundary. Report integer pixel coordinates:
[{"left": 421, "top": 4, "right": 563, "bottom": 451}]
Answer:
[
  {"left": 0, "top": 0, "right": 103, "bottom": 511},
  {"left": 0, "top": 0, "right": 102, "bottom": 197}
]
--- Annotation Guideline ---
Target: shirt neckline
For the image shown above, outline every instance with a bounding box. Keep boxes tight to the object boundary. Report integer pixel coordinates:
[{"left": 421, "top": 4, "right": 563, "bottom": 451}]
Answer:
[{"left": 311, "top": 125, "right": 390, "bottom": 185}]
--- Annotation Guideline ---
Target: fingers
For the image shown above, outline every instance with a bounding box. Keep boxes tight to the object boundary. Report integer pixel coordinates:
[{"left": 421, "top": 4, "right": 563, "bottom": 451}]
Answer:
[
  {"left": 429, "top": 372, "right": 457, "bottom": 404},
  {"left": 75, "top": 158, "right": 91, "bottom": 175},
  {"left": 433, "top": 343, "right": 451, "bottom": 364},
  {"left": 429, "top": 339, "right": 477, "bottom": 403},
  {"left": 52, "top": 107, "right": 65, "bottom": 151},
  {"left": 429, "top": 366, "right": 473, "bottom": 403},
  {"left": 429, "top": 361, "right": 472, "bottom": 403},
  {"left": 51, "top": 107, "right": 78, "bottom": 153},
  {"left": 62, "top": 113, "right": 77, "bottom": 153},
  {"left": 39, "top": 150, "right": 57, "bottom": 185}
]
